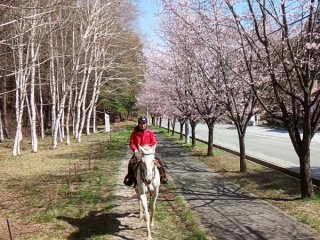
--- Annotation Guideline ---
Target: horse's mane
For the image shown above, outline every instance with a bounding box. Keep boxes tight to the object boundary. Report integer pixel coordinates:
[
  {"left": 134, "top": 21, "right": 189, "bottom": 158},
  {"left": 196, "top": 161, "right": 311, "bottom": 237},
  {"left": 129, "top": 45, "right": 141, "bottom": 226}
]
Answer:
[{"left": 140, "top": 145, "right": 155, "bottom": 154}]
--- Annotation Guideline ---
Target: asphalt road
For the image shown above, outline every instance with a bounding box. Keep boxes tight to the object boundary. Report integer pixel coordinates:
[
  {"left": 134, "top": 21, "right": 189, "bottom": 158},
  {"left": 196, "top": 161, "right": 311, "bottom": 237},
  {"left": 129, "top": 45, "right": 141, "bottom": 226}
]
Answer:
[{"left": 160, "top": 119, "right": 320, "bottom": 180}]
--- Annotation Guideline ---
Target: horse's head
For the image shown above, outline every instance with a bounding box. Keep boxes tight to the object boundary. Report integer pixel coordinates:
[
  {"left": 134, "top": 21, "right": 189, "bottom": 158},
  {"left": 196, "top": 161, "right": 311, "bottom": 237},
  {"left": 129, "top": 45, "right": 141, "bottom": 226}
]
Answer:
[{"left": 139, "top": 144, "right": 157, "bottom": 184}]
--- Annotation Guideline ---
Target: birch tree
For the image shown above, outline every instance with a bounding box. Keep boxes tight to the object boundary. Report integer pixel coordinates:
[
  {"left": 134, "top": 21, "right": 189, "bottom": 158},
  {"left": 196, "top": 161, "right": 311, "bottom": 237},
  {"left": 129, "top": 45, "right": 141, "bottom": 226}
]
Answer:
[
  {"left": 0, "top": 0, "right": 144, "bottom": 153},
  {"left": 10, "top": 4, "right": 35, "bottom": 156},
  {"left": 0, "top": 110, "right": 4, "bottom": 142},
  {"left": 28, "top": 1, "right": 43, "bottom": 153}
]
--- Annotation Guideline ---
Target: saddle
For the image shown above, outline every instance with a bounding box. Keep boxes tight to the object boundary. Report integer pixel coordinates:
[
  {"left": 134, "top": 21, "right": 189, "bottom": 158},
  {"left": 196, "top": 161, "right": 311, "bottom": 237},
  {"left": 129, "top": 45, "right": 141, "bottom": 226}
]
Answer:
[
  {"left": 123, "top": 155, "right": 167, "bottom": 186},
  {"left": 123, "top": 156, "right": 141, "bottom": 187}
]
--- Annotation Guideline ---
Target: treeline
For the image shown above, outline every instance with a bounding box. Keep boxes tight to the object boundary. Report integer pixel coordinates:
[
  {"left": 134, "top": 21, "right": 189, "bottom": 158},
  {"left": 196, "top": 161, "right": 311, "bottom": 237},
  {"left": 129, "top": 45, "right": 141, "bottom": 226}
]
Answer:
[
  {"left": 140, "top": 0, "right": 320, "bottom": 198},
  {"left": 0, "top": 0, "right": 144, "bottom": 155}
]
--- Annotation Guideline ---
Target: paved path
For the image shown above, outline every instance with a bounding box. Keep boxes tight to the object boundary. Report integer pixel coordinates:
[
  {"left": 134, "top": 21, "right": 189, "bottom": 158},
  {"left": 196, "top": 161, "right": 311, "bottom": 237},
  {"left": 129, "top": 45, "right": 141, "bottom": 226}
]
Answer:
[{"left": 155, "top": 133, "right": 320, "bottom": 240}]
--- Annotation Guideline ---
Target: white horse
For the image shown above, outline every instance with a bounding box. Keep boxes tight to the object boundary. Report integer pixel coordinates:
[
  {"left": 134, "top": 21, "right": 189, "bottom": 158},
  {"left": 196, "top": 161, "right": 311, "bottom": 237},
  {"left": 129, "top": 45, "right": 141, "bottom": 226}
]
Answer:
[{"left": 135, "top": 144, "right": 160, "bottom": 240}]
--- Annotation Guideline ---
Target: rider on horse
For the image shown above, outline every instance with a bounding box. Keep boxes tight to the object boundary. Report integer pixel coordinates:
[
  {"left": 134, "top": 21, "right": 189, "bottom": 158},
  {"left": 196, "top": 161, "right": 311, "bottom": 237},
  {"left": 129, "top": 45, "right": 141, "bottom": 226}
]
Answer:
[{"left": 123, "top": 116, "right": 168, "bottom": 186}]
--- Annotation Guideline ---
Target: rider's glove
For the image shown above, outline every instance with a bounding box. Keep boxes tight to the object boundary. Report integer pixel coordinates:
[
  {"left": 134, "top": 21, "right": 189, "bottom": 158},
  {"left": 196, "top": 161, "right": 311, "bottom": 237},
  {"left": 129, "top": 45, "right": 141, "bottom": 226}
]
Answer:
[{"left": 134, "top": 150, "right": 141, "bottom": 159}]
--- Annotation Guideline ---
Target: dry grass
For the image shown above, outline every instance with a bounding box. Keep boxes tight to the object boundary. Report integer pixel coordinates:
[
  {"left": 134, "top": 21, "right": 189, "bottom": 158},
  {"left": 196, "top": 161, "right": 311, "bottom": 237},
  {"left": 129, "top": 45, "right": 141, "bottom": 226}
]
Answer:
[
  {"left": 0, "top": 126, "right": 128, "bottom": 239},
  {"left": 0, "top": 122, "right": 209, "bottom": 240}
]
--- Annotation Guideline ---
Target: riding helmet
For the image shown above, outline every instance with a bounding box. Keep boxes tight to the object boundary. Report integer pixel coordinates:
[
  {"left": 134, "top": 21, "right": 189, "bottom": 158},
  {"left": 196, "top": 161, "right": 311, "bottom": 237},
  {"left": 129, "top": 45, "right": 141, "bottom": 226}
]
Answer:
[{"left": 138, "top": 116, "right": 147, "bottom": 124}]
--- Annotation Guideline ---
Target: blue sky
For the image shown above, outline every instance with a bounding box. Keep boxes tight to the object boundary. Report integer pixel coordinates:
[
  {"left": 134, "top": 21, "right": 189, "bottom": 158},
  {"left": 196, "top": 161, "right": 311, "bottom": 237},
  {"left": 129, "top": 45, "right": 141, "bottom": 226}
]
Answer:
[{"left": 135, "top": 0, "right": 160, "bottom": 43}]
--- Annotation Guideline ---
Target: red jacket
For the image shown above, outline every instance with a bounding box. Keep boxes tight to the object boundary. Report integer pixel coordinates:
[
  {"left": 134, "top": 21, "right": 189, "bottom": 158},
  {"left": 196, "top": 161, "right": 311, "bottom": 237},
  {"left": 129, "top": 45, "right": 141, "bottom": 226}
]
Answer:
[{"left": 129, "top": 126, "right": 156, "bottom": 152}]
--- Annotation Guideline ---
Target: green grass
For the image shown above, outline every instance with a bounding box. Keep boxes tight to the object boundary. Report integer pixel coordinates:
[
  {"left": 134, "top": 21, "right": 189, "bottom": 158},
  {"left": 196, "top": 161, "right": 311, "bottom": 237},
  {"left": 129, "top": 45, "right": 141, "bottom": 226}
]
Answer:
[
  {"left": 154, "top": 182, "right": 209, "bottom": 240},
  {"left": 35, "top": 210, "right": 55, "bottom": 223}
]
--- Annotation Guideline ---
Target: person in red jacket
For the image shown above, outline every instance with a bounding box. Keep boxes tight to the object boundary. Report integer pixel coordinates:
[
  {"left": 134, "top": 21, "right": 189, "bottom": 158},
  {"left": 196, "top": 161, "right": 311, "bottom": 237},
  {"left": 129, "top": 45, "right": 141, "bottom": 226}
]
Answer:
[{"left": 123, "top": 116, "right": 168, "bottom": 186}]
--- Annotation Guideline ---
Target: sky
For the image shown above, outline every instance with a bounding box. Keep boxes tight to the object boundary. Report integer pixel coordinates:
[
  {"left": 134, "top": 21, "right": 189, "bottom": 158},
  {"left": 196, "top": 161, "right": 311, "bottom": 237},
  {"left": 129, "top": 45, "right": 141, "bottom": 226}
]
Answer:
[{"left": 135, "top": 0, "right": 161, "bottom": 44}]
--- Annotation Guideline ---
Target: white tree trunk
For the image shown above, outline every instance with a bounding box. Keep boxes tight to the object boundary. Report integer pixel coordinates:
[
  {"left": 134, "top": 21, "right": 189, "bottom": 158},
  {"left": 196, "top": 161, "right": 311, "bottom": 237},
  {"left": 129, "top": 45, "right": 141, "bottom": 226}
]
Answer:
[
  {"left": 92, "top": 105, "right": 97, "bottom": 133},
  {"left": 86, "top": 48, "right": 103, "bottom": 134},
  {"left": 72, "top": 86, "right": 78, "bottom": 137},
  {"left": 29, "top": 15, "right": 38, "bottom": 153},
  {"left": 38, "top": 60, "right": 45, "bottom": 139},
  {"left": 12, "top": 34, "right": 28, "bottom": 156},
  {"left": 74, "top": 32, "right": 91, "bottom": 140},
  {"left": 13, "top": 99, "right": 25, "bottom": 156},
  {"left": 85, "top": 75, "right": 98, "bottom": 135},
  {"left": 49, "top": 14, "right": 57, "bottom": 148},
  {"left": 13, "top": 124, "right": 23, "bottom": 156},
  {"left": 52, "top": 92, "right": 69, "bottom": 149},
  {"left": 0, "top": 111, "right": 4, "bottom": 142},
  {"left": 87, "top": 79, "right": 101, "bottom": 134},
  {"left": 76, "top": 49, "right": 93, "bottom": 143},
  {"left": 65, "top": 88, "right": 73, "bottom": 145}
]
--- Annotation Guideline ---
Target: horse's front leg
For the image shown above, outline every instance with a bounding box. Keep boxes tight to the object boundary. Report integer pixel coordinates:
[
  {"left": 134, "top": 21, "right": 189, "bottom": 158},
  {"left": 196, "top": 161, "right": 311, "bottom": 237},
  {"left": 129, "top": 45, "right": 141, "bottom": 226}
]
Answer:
[
  {"left": 140, "top": 193, "right": 152, "bottom": 239},
  {"left": 150, "top": 188, "right": 159, "bottom": 227},
  {"left": 135, "top": 187, "right": 143, "bottom": 219}
]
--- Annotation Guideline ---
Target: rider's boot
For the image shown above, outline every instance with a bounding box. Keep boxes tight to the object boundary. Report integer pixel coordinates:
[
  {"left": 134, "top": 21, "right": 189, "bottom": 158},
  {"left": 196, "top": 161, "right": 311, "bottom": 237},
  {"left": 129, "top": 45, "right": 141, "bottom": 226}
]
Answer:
[
  {"left": 156, "top": 157, "right": 168, "bottom": 184},
  {"left": 123, "top": 158, "right": 135, "bottom": 186}
]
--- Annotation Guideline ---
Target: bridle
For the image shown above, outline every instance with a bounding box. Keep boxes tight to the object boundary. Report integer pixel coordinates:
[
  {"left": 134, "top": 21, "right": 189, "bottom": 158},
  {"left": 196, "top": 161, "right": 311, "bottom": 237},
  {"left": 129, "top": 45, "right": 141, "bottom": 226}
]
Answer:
[{"left": 139, "top": 153, "right": 156, "bottom": 196}]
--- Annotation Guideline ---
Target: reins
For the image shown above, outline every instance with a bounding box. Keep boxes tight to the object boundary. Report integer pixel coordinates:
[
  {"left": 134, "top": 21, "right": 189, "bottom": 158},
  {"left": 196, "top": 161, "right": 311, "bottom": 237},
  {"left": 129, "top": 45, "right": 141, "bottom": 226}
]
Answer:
[
  {"left": 137, "top": 155, "right": 156, "bottom": 196},
  {"left": 140, "top": 167, "right": 155, "bottom": 196}
]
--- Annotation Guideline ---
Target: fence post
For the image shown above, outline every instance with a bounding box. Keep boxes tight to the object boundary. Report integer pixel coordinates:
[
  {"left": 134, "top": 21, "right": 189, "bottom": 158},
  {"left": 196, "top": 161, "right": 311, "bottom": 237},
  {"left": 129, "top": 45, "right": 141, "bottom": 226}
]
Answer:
[{"left": 7, "top": 219, "right": 13, "bottom": 240}]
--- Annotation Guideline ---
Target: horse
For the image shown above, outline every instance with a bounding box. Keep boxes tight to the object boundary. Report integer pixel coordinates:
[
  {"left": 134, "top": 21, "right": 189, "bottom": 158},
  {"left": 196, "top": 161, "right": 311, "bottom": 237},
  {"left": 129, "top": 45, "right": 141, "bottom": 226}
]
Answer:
[{"left": 135, "top": 144, "right": 160, "bottom": 240}]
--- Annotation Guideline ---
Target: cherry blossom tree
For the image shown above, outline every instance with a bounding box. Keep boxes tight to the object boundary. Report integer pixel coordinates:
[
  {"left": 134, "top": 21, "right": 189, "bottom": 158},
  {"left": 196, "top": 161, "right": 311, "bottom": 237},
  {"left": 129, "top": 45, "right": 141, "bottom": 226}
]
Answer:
[
  {"left": 158, "top": 0, "right": 226, "bottom": 155},
  {"left": 138, "top": 55, "right": 176, "bottom": 125},
  {"left": 226, "top": 0, "right": 320, "bottom": 198},
  {"left": 169, "top": 51, "right": 202, "bottom": 145},
  {"left": 178, "top": 1, "right": 260, "bottom": 171},
  {"left": 141, "top": 44, "right": 202, "bottom": 146}
]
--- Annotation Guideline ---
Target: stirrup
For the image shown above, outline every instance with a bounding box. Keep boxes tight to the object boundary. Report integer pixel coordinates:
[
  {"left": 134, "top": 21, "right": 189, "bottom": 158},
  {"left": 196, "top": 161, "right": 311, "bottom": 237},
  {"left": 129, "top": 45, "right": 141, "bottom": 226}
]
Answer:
[
  {"left": 123, "top": 176, "right": 134, "bottom": 186},
  {"left": 161, "top": 176, "right": 168, "bottom": 184}
]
